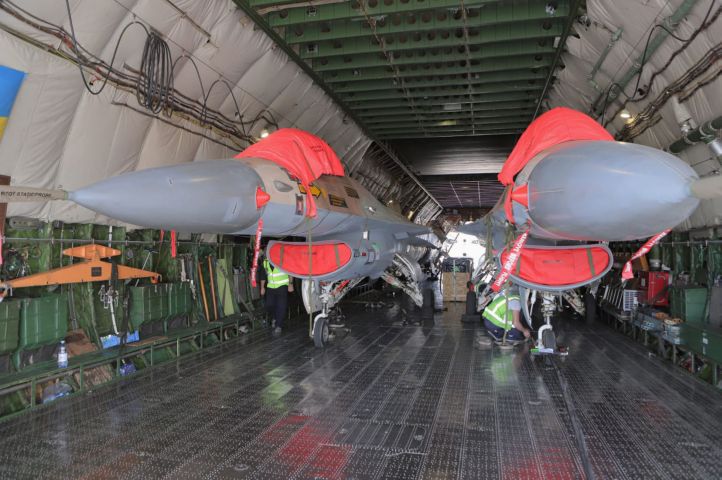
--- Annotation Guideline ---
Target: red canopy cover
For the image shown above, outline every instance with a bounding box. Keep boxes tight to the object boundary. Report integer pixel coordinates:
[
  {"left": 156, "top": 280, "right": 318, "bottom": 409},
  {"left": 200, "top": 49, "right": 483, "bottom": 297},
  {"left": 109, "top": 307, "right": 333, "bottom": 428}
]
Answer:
[
  {"left": 236, "top": 128, "right": 345, "bottom": 217},
  {"left": 497, "top": 107, "right": 613, "bottom": 186}
]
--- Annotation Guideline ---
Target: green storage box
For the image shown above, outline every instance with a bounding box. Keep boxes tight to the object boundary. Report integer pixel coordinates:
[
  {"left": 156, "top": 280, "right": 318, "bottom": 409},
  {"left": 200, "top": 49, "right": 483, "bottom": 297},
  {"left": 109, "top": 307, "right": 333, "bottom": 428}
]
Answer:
[
  {"left": 0, "top": 300, "right": 21, "bottom": 355},
  {"left": 167, "top": 283, "right": 192, "bottom": 318},
  {"left": 129, "top": 284, "right": 171, "bottom": 330},
  {"left": 681, "top": 324, "right": 722, "bottom": 364},
  {"left": 18, "top": 294, "right": 69, "bottom": 350},
  {"left": 670, "top": 287, "right": 707, "bottom": 324}
]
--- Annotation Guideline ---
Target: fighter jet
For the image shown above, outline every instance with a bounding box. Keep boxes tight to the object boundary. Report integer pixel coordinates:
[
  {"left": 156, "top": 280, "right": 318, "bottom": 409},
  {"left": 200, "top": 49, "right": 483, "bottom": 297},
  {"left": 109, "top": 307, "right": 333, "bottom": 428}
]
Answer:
[
  {"left": 0, "top": 129, "right": 439, "bottom": 347},
  {"left": 459, "top": 107, "right": 719, "bottom": 353}
]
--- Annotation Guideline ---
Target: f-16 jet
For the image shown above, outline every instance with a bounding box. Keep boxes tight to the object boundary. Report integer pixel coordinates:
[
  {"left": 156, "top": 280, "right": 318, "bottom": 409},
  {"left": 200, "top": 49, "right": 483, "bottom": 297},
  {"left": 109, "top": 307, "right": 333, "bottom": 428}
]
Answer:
[
  {"left": 0, "top": 129, "right": 439, "bottom": 346},
  {"left": 459, "top": 107, "right": 719, "bottom": 353}
]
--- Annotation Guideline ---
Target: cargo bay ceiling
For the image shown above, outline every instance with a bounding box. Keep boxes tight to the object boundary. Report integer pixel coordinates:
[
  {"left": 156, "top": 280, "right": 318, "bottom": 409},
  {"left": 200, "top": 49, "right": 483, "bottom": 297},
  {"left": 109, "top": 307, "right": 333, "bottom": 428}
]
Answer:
[
  {"left": 238, "top": 0, "right": 572, "bottom": 139},
  {"left": 236, "top": 0, "right": 581, "bottom": 211}
]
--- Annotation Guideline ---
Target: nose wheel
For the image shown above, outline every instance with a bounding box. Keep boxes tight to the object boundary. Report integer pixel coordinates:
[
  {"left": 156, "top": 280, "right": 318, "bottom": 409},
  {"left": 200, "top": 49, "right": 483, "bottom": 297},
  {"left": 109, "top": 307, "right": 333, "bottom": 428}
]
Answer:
[
  {"left": 532, "top": 292, "right": 567, "bottom": 356},
  {"left": 539, "top": 325, "right": 557, "bottom": 350},
  {"left": 313, "top": 312, "right": 330, "bottom": 348}
]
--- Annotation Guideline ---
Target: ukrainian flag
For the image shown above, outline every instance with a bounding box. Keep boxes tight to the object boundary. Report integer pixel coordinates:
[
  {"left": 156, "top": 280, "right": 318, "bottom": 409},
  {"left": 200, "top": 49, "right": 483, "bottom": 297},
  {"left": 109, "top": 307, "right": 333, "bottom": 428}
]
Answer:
[{"left": 0, "top": 66, "right": 25, "bottom": 141}]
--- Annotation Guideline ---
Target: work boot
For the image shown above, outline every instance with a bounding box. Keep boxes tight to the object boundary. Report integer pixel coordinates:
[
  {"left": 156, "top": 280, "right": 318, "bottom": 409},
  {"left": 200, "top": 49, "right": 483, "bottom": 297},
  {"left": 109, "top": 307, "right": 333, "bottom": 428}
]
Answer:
[
  {"left": 271, "top": 319, "right": 276, "bottom": 329},
  {"left": 274, "top": 327, "right": 282, "bottom": 334}
]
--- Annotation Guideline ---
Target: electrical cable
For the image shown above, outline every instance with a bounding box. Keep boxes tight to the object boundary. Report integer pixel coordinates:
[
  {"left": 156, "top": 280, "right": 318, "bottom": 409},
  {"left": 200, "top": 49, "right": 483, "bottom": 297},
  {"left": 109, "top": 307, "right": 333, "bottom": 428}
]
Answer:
[
  {"left": 628, "top": 1, "right": 716, "bottom": 102},
  {"left": 617, "top": 43, "right": 721, "bottom": 140},
  {"left": 65, "top": 0, "right": 148, "bottom": 96},
  {"left": 5, "top": 0, "right": 281, "bottom": 144},
  {"left": 608, "top": 4, "right": 721, "bottom": 126},
  {"left": 136, "top": 31, "right": 174, "bottom": 114},
  {"left": 596, "top": 0, "right": 718, "bottom": 125}
]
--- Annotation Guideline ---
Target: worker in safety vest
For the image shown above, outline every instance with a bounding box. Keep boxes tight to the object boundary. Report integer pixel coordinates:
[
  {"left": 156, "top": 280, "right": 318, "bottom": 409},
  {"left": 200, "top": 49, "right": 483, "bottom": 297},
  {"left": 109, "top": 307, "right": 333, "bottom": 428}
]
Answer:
[
  {"left": 482, "top": 287, "right": 531, "bottom": 345},
  {"left": 259, "top": 254, "right": 293, "bottom": 334}
]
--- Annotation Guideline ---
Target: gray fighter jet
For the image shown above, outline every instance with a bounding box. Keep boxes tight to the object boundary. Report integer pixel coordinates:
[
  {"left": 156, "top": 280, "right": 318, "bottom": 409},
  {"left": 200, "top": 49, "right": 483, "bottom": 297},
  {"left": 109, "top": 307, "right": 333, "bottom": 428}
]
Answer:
[
  {"left": 459, "top": 108, "right": 719, "bottom": 353},
  {"left": 0, "top": 129, "right": 440, "bottom": 346}
]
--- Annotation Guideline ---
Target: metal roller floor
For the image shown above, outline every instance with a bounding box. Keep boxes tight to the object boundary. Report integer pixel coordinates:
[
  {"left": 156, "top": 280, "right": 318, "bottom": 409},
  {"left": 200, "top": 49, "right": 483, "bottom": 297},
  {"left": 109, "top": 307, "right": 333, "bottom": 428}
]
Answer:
[{"left": 1, "top": 298, "right": 721, "bottom": 480}]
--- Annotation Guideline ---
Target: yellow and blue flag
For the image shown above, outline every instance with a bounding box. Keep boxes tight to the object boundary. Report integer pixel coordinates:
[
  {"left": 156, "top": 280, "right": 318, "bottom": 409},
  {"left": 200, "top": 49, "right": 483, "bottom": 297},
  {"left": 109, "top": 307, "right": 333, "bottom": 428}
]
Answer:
[{"left": 0, "top": 66, "right": 25, "bottom": 141}]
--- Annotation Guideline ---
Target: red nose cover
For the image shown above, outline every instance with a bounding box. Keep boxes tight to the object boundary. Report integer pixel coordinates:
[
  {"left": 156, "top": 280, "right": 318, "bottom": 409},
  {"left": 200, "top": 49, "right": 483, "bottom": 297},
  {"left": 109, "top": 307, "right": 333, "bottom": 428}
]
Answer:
[
  {"left": 498, "top": 107, "right": 613, "bottom": 186},
  {"left": 268, "top": 241, "right": 352, "bottom": 276},
  {"left": 500, "top": 245, "right": 611, "bottom": 288},
  {"left": 235, "top": 128, "right": 345, "bottom": 218}
]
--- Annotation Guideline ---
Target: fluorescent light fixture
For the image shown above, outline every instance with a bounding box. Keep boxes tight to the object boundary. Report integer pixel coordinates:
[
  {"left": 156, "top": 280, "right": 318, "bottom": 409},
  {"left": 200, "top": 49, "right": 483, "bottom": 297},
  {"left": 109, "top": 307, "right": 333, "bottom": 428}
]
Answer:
[
  {"left": 443, "top": 103, "right": 462, "bottom": 111},
  {"left": 438, "top": 120, "right": 458, "bottom": 126}
]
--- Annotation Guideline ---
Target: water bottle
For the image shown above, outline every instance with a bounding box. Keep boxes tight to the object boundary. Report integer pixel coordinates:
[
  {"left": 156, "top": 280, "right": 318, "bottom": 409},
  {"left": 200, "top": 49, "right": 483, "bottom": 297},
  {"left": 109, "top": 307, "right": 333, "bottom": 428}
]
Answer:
[{"left": 58, "top": 340, "right": 68, "bottom": 369}]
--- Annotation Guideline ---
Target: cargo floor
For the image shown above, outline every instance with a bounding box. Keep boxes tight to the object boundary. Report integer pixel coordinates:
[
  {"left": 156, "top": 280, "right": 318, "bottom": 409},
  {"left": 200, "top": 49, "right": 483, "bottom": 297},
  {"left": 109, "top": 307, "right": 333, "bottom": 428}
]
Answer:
[{"left": 0, "top": 297, "right": 721, "bottom": 479}]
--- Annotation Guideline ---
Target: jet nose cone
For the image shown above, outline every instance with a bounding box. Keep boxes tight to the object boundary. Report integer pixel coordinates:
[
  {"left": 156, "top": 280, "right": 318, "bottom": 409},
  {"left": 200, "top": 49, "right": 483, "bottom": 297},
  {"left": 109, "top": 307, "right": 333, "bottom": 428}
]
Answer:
[
  {"left": 527, "top": 141, "right": 699, "bottom": 241},
  {"left": 70, "top": 160, "right": 263, "bottom": 233}
]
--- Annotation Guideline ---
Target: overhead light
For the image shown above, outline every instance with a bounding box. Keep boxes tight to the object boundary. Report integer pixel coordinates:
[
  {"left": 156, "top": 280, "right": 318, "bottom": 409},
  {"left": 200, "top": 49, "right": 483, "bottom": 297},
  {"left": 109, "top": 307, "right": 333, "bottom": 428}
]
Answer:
[
  {"left": 260, "top": 128, "right": 270, "bottom": 138},
  {"left": 438, "top": 120, "right": 457, "bottom": 126},
  {"left": 443, "top": 103, "right": 462, "bottom": 111},
  {"left": 619, "top": 109, "right": 631, "bottom": 119}
]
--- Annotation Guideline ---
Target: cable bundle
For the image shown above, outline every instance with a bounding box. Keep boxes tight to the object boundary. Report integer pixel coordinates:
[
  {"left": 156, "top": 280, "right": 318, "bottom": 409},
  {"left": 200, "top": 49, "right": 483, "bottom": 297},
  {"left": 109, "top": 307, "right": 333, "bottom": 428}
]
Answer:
[
  {"left": 0, "top": 0, "right": 280, "bottom": 148},
  {"left": 136, "top": 32, "right": 173, "bottom": 114}
]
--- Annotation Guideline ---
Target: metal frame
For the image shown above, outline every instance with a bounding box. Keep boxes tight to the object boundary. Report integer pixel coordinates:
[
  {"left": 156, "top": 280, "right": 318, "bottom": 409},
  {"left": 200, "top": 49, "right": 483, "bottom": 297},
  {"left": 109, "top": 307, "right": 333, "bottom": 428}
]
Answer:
[
  {"left": 0, "top": 313, "right": 259, "bottom": 420},
  {"left": 238, "top": 0, "right": 578, "bottom": 140}
]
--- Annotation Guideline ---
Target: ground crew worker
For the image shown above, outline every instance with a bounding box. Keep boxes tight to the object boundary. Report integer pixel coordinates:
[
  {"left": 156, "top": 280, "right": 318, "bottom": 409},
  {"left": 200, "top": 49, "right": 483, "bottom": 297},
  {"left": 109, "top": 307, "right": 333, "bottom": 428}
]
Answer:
[
  {"left": 482, "top": 287, "right": 531, "bottom": 345},
  {"left": 259, "top": 255, "right": 293, "bottom": 334}
]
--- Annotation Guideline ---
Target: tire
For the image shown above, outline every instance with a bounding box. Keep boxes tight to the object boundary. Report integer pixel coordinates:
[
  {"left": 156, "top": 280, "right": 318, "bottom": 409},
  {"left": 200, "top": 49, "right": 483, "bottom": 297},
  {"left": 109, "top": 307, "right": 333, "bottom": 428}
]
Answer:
[
  {"left": 542, "top": 329, "right": 557, "bottom": 351},
  {"left": 584, "top": 292, "right": 597, "bottom": 325},
  {"left": 313, "top": 315, "right": 330, "bottom": 348}
]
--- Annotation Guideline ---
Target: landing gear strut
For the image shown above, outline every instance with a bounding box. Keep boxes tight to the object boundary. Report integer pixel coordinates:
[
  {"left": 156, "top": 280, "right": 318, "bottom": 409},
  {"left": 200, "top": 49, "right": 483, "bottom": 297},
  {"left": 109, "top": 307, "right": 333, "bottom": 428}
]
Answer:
[{"left": 533, "top": 292, "right": 567, "bottom": 356}]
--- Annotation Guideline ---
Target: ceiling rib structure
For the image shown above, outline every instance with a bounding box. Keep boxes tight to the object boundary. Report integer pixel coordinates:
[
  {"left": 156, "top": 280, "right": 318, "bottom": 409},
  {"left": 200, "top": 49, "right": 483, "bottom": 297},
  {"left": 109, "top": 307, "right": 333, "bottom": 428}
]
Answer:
[
  {"left": 241, "top": 0, "right": 573, "bottom": 140},
  {"left": 238, "top": 0, "right": 581, "bottom": 215}
]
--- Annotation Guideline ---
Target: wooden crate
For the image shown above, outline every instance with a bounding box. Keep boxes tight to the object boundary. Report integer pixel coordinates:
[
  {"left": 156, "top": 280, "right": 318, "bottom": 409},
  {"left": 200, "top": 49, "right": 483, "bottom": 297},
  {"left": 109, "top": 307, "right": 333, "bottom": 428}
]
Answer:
[{"left": 442, "top": 271, "right": 470, "bottom": 302}]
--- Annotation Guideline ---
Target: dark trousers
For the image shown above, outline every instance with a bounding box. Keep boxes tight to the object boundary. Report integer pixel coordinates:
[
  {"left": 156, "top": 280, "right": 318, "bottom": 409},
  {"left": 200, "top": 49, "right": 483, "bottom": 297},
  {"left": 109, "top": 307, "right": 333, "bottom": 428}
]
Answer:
[
  {"left": 264, "top": 287, "right": 288, "bottom": 328},
  {"left": 483, "top": 318, "right": 524, "bottom": 342}
]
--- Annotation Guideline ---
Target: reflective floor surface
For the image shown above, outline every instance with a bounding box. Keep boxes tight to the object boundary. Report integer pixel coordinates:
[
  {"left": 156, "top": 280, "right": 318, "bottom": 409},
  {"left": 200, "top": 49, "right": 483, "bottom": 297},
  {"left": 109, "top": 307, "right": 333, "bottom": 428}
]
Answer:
[{"left": 0, "top": 295, "right": 721, "bottom": 479}]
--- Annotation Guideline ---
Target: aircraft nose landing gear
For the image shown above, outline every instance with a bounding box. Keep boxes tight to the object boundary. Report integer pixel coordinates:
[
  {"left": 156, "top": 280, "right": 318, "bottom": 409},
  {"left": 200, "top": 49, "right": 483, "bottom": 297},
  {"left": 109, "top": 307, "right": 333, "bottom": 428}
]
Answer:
[{"left": 532, "top": 292, "right": 568, "bottom": 356}]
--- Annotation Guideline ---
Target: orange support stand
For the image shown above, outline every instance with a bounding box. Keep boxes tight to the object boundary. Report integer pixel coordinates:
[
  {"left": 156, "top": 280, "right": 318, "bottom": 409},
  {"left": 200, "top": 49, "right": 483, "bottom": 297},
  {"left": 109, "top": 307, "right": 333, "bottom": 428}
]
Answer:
[{"left": 0, "top": 244, "right": 159, "bottom": 297}]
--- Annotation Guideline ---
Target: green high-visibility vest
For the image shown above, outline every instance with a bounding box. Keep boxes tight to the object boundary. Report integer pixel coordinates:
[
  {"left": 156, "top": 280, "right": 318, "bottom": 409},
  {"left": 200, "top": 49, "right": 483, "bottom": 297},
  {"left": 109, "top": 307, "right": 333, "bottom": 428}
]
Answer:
[
  {"left": 263, "top": 259, "right": 289, "bottom": 288},
  {"left": 482, "top": 293, "right": 520, "bottom": 330}
]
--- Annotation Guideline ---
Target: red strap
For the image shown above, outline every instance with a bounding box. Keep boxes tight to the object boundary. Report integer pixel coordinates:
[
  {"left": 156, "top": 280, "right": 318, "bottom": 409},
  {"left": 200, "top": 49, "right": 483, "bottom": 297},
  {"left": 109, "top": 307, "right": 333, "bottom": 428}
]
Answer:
[
  {"left": 250, "top": 219, "right": 264, "bottom": 288},
  {"left": 491, "top": 228, "right": 530, "bottom": 292},
  {"left": 0, "top": 234, "right": 3, "bottom": 266},
  {"left": 622, "top": 230, "right": 670, "bottom": 280},
  {"left": 159, "top": 229, "right": 165, "bottom": 244},
  {"left": 170, "top": 230, "right": 177, "bottom": 258}
]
